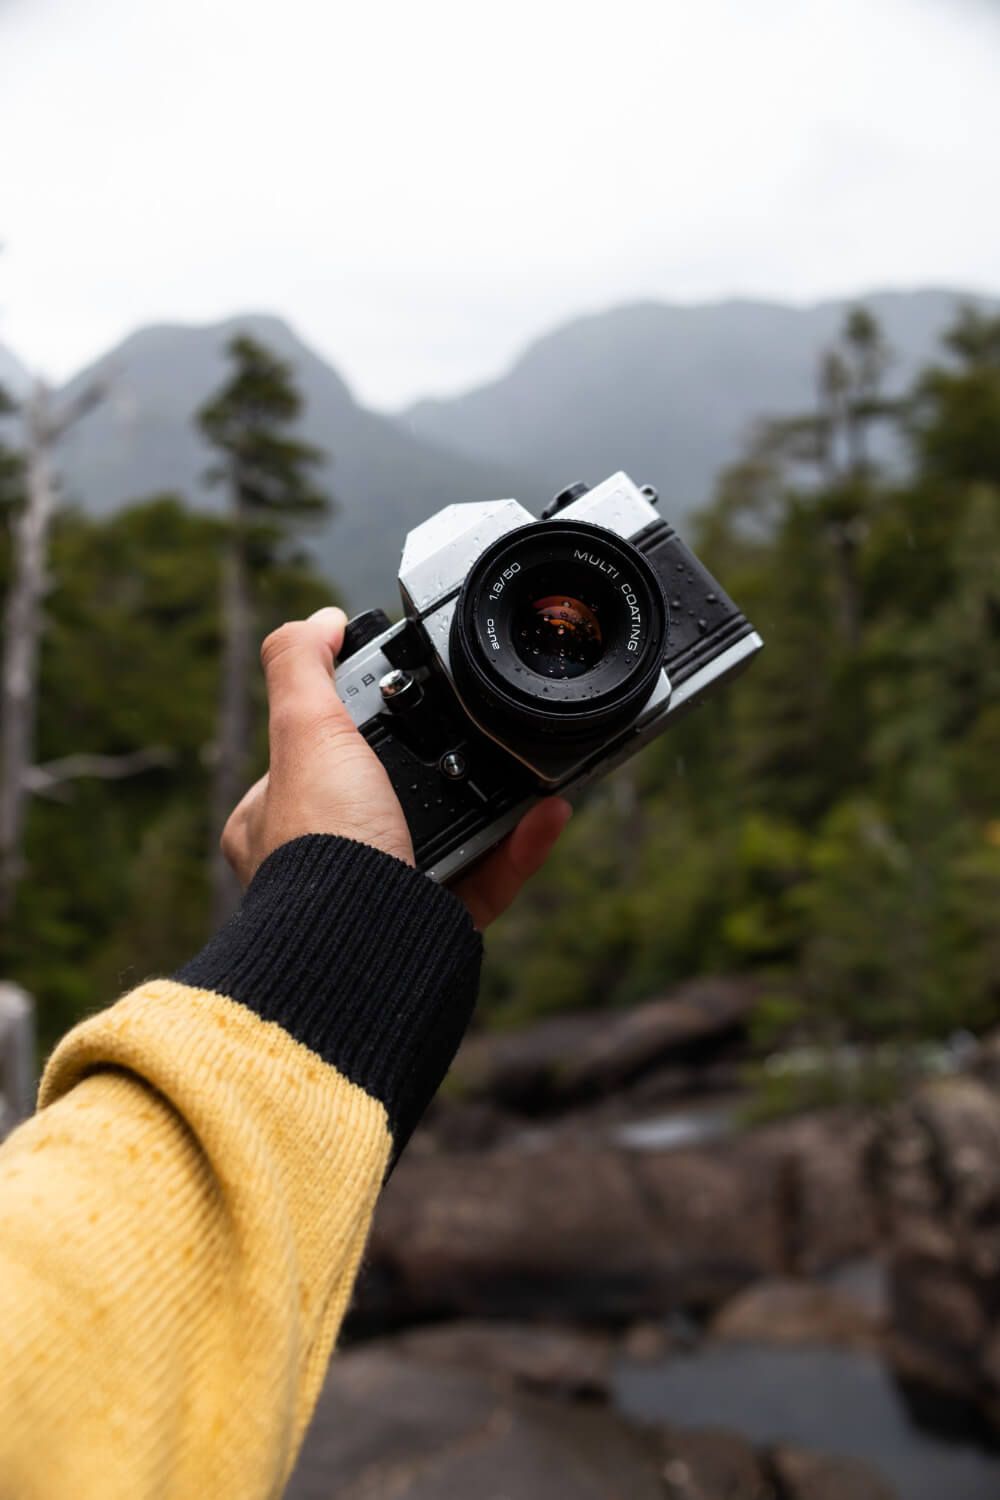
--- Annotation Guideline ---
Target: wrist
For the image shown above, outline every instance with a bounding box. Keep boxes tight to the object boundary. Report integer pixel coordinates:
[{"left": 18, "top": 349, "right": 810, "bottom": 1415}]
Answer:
[{"left": 177, "top": 835, "right": 482, "bottom": 1157}]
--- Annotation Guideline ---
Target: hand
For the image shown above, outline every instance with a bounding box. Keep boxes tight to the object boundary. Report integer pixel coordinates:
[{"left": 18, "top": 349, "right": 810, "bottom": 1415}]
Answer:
[{"left": 221, "top": 607, "right": 572, "bottom": 930}]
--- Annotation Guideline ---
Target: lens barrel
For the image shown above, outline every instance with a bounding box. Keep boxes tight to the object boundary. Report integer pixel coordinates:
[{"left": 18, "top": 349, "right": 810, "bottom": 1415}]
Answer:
[{"left": 450, "top": 519, "right": 666, "bottom": 747}]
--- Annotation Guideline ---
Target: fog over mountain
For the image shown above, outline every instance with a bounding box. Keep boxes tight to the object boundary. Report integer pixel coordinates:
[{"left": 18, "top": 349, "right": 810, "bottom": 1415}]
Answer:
[
  {"left": 401, "top": 289, "right": 997, "bottom": 514},
  {"left": 3, "top": 288, "right": 995, "bottom": 608}
]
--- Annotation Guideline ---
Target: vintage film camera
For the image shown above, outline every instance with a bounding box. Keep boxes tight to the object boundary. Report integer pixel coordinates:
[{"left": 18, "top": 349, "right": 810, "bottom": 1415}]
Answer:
[{"left": 335, "top": 473, "right": 763, "bottom": 881}]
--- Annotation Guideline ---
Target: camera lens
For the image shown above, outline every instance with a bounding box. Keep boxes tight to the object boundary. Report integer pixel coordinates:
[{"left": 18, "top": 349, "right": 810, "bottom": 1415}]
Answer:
[
  {"left": 450, "top": 519, "right": 666, "bottom": 748},
  {"left": 513, "top": 594, "right": 603, "bottom": 678}
]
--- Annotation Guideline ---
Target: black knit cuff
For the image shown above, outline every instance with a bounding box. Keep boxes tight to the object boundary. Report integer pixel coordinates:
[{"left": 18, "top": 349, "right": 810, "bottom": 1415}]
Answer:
[{"left": 175, "top": 836, "right": 482, "bottom": 1155}]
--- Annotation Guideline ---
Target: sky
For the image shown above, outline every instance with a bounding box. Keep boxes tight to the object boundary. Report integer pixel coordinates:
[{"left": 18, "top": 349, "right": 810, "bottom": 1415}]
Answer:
[{"left": 1, "top": 0, "right": 998, "bottom": 408}]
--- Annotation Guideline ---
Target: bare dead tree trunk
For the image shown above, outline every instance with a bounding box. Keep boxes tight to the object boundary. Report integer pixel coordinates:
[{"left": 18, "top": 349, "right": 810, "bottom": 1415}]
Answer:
[
  {"left": 829, "top": 524, "right": 863, "bottom": 651},
  {"left": 210, "top": 482, "right": 252, "bottom": 926},
  {"left": 0, "top": 383, "right": 56, "bottom": 922}
]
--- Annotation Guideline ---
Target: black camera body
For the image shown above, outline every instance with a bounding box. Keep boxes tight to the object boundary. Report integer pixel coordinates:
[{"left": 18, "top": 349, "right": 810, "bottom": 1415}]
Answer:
[{"left": 335, "top": 473, "right": 762, "bottom": 881}]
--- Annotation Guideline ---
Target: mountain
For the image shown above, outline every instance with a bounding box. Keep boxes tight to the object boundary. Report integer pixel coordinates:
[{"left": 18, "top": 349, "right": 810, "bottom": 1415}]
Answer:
[
  {"left": 37, "top": 288, "right": 999, "bottom": 609},
  {"left": 401, "top": 289, "right": 998, "bottom": 520},
  {"left": 0, "top": 342, "right": 29, "bottom": 398},
  {"left": 54, "top": 315, "right": 530, "bottom": 610}
]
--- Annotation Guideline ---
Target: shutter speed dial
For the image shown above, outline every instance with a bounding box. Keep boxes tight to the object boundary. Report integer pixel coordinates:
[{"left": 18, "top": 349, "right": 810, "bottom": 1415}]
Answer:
[{"left": 339, "top": 609, "right": 392, "bottom": 662}]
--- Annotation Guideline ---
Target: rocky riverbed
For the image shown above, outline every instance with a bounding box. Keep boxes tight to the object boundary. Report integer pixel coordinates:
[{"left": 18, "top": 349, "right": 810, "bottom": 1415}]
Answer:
[{"left": 288, "top": 983, "right": 1000, "bottom": 1499}]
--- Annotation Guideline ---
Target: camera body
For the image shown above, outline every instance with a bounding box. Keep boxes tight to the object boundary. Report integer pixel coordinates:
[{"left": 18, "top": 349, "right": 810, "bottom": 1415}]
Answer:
[{"left": 336, "top": 472, "right": 762, "bottom": 882}]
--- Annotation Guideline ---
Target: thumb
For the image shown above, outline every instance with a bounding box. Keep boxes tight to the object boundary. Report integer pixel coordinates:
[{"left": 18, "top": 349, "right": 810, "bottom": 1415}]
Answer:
[{"left": 260, "top": 607, "right": 349, "bottom": 740}]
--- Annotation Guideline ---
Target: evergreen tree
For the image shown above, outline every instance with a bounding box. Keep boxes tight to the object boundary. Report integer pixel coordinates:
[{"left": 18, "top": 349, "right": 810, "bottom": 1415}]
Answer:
[
  {"left": 10, "top": 496, "right": 333, "bottom": 1045},
  {"left": 483, "top": 304, "right": 1000, "bottom": 1050},
  {"left": 197, "top": 336, "right": 332, "bottom": 922}
]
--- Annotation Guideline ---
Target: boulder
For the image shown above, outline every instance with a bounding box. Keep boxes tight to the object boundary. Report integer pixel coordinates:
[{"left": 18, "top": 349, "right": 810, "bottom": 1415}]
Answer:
[
  {"left": 287, "top": 1341, "right": 901, "bottom": 1500},
  {"left": 358, "top": 1134, "right": 789, "bottom": 1328},
  {"left": 870, "top": 1074, "right": 1000, "bottom": 1423},
  {"left": 769, "top": 1445, "right": 898, "bottom": 1500},
  {"left": 710, "top": 1278, "right": 882, "bottom": 1350},
  {"left": 753, "top": 1112, "right": 879, "bottom": 1273},
  {"left": 286, "top": 1345, "right": 666, "bottom": 1500},
  {"left": 357, "top": 1109, "right": 879, "bottom": 1330},
  {"left": 448, "top": 976, "right": 758, "bottom": 1114}
]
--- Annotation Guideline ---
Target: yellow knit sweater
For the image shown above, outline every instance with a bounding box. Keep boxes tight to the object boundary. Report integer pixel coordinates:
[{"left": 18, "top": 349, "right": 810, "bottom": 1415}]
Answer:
[{"left": 0, "top": 836, "right": 482, "bottom": 1499}]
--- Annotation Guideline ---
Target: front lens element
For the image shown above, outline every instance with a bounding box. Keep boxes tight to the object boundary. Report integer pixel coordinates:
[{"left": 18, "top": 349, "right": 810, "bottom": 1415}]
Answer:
[
  {"left": 451, "top": 517, "right": 666, "bottom": 746},
  {"left": 513, "top": 594, "right": 604, "bottom": 678}
]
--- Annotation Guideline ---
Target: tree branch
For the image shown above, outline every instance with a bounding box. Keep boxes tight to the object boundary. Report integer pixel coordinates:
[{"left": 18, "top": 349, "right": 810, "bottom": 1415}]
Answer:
[{"left": 24, "top": 746, "right": 175, "bottom": 798}]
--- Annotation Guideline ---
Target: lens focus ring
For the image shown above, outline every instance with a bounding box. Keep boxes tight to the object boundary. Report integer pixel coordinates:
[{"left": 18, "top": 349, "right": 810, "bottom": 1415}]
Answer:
[{"left": 450, "top": 519, "right": 666, "bottom": 746}]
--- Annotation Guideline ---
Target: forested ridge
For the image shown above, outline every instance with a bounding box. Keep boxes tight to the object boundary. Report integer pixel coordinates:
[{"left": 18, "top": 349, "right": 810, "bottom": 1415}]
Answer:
[{"left": 1, "top": 307, "right": 998, "bottom": 1062}]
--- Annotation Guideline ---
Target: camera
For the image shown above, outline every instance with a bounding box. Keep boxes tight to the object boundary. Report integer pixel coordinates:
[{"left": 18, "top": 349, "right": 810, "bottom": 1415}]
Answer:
[{"left": 336, "top": 472, "right": 762, "bottom": 882}]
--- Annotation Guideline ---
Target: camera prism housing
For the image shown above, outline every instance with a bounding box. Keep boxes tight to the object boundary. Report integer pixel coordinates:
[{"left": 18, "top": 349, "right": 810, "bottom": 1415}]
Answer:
[{"left": 335, "top": 472, "right": 762, "bottom": 882}]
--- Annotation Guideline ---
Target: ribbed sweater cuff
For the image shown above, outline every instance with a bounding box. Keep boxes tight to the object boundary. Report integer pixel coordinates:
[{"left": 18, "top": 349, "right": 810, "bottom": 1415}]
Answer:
[{"left": 175, "top": 835, "right": 482, "bottom": 1155}]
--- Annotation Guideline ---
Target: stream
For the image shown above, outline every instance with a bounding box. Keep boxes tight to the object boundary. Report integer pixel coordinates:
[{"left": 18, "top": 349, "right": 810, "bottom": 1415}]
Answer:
[{"left": 614, "top": 1342, "right": 1000, "bottom": 1500}]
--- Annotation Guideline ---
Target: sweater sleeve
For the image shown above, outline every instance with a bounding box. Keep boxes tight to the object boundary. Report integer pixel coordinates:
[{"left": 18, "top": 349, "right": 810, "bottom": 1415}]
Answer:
[{"left": 0, "top": 835, "right": 482, "bottom": 1500}]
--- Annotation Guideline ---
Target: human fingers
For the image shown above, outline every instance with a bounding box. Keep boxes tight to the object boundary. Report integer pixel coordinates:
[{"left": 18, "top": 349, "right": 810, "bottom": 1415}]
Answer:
[
  {"left": 453, "top": 797, "right": 572, "bottom": 931},
  {"left": 260, "top": 607, "right": 350, "bottom": 754}
]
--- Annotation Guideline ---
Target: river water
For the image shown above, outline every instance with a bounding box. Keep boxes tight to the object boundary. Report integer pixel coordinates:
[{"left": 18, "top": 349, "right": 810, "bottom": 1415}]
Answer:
[{"left": 614, "top": 1342, "right": 1000, "bottom": 1500}]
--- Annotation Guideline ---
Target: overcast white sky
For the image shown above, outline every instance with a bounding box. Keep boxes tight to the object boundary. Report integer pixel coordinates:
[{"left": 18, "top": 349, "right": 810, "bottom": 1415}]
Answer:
[{"left": 1, "top": 0, "right": 997, "bottom": 406}]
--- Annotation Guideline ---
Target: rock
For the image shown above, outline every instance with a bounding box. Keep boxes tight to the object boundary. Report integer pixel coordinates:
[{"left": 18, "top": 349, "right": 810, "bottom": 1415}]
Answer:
[
  {"left": 358, "top": 1134, "right": 789, "bottom": 1327},
  {"left": 769, "top": 1444, "right": 898, "bottom": 1500},
  {"left": 355, "top": 1108, "right": 878, "bottom": 1331},
  {"left": 754, "top": 1112, "right": 878, "bottom": 1273},
  {"left": 870, "top": 1074, "right": 1000, "bottom": 1422},
  {"left": 286, "top": 1340, "right": 902, "bottom": 1500},
  {"left": 658, "top": 1425, "right": 772, "bottom": 1499},
  {"left": 285, "top": 1345, "right": 666, "bottom": 1500},
  {"left": 389, "top": 1320, "right": 613, "bottom": 1399},
  {"left": 710, "top": 1278, "right": 882, "bottom": 1349},
  {"left": 631, "top": 1138, "right": 790, "bottom": 1308},
  {"left": 449, "top": 976, "right": 758, "bottom": 1114}
]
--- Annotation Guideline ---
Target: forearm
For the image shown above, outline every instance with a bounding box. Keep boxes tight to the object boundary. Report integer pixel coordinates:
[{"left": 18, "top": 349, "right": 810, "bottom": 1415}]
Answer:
[{"left": 0, "top": 836, "right": 481, "bottom": 1500}]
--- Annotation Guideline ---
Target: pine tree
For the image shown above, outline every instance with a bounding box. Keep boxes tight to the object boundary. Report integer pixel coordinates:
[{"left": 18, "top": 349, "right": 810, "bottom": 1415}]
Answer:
[{"left": 197, "top": 335, "right": 332, "bottom": 923}]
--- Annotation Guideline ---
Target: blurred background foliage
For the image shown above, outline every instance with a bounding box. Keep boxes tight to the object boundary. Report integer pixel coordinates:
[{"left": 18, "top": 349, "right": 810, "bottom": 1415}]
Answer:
[
  {"left": 482, "top": 305, "right": 1000, "bottom": 1045},
  {"left": 1, "top": 305, "right": 998, "bottom": 1057}
]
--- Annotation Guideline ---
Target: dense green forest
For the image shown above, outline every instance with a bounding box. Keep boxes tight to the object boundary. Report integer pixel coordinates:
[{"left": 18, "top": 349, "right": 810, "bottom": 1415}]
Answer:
[{"left": 1, "top": 308, "right": 998, "bottom": 1055}]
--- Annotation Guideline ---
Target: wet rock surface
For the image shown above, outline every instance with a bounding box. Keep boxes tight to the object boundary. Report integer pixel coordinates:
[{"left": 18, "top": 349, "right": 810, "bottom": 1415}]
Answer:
[
  {"left": 354, "top": 1110, "right": 878, "bottom": 1329},
  {"left": 287, "top": 1341, "right": 902, "bottom": 1499},
  {"left": 443, "top": 976, "right": 758, "bottom": 1118},
  {"left": 871, "top": 1067, "right": 1000, "bottom": 1426},
  {"left": 285, "top": 1346, "right": 666, "bottom": 1500},
  {"left": 658, "top": 1428, "right": 901, "bottom": 1500},
  {"left": 324, "top": 1007, "right": 1000, "bottom": 1495}
]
